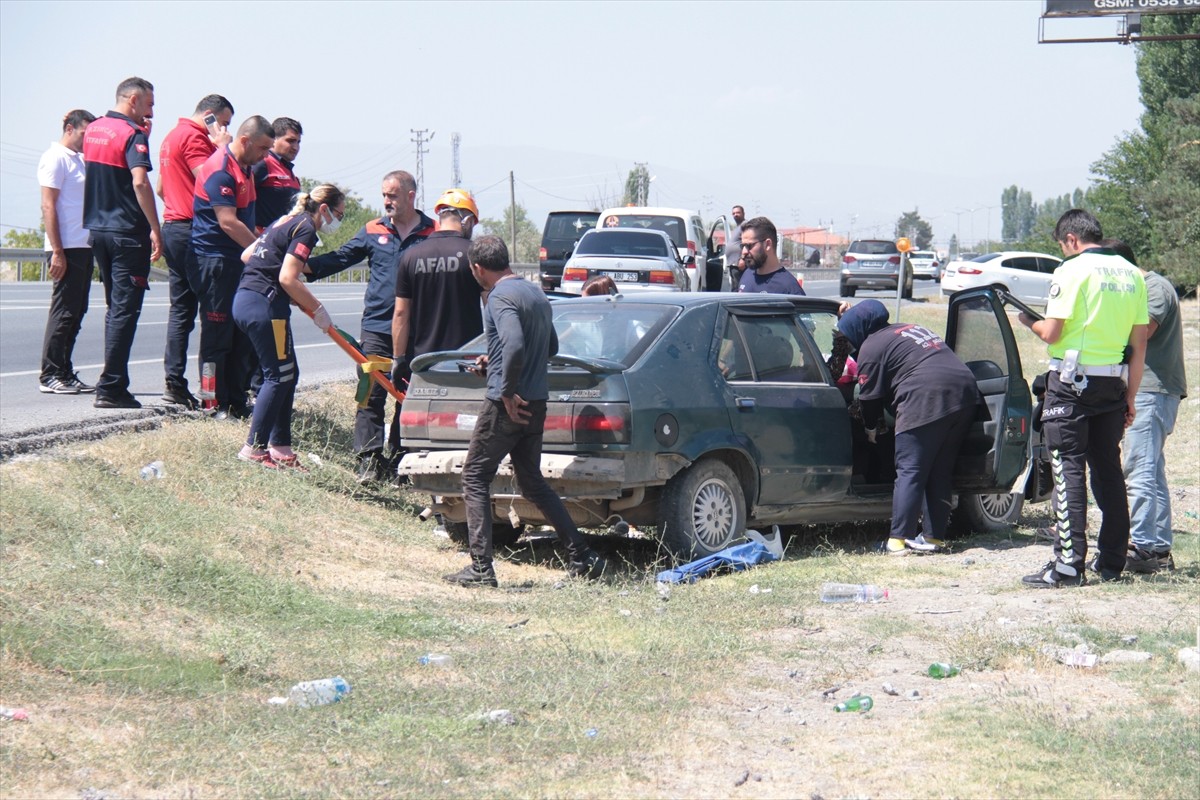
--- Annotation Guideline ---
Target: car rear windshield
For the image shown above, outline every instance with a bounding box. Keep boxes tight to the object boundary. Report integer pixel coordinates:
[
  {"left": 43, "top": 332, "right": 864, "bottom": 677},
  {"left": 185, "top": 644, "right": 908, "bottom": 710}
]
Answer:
[
  {"left": 973, "top": 253, "right": 1002, "bottom": 263},
  {"left": 553, "top": 302, "right": 676, "bottom": 364},
  {"left": 545, "top": 214, "right": 598, "bottom": 242},
  {"left": 606, "top": 215, "right": 686, "bottom": 248},
  {"left": 850, "top": 240, "right": 898, "bottom": 255},
  {"left": 575, "top": 231, "right": 672, "bottom": 258},
  {"left": 911, "top": 251, "right": 935, "bottom": 259}
]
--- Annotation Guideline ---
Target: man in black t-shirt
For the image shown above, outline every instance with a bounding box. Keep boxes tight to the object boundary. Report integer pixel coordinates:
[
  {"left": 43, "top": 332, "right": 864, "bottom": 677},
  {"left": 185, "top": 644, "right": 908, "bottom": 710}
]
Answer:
[{"left": 391, "top": 188, "right": 484, "bottom": 377}]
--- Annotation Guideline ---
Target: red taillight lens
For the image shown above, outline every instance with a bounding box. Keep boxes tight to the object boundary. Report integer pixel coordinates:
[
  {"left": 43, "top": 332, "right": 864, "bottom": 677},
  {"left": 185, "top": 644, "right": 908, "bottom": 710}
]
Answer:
[
  {"left": 686, "top": 240, "right": 697, "bottom": 258},
  {"left": 538, "top": 246, "right": 547, "bottom": 261},
  {"left": 843, "top": 255, "right": 856, "bottom": 265},
  {"left": 546, "top": 404, "right": 630, "bottom": 444},
  {"left": 563, "top": 267, "right": 588, "bottom": 282},
  {"left": 648, "top": 270, "right": 675, "bottom": 284},
  {"left": 960, "top": 266, "right": 982, "bottom": 275},
  {"left": 796, "top": 274, "right": 804, "bottom": 287},
  {"left": 888, "top": 255, "right": 901, "bottom": 266}
]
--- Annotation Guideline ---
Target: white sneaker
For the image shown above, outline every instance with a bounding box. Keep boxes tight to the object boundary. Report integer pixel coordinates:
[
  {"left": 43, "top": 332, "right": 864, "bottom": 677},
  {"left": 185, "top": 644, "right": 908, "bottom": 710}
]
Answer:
[{"left": 903, "top": 534, "right": 942, "bottom": 553}]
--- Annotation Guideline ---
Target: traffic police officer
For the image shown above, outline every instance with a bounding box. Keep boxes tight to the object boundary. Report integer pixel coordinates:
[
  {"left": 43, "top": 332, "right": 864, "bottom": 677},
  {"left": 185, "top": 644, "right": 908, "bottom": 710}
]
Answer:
[{"left": 1018, "top": 209, "right": 1148, "bottom": 588}]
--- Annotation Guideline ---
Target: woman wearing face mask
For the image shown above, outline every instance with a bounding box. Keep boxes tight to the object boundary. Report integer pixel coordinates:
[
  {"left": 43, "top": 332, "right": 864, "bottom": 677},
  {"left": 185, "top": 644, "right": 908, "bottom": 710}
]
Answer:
[{"left": 232, "top": 183, "right": 346, "bottom": 468}]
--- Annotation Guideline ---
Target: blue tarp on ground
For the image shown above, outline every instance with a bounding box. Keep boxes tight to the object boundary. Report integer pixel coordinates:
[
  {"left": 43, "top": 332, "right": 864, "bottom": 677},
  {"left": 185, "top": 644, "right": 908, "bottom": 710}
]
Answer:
[{"left": 656, "top": 527, "right": 783, "bottom": 585}]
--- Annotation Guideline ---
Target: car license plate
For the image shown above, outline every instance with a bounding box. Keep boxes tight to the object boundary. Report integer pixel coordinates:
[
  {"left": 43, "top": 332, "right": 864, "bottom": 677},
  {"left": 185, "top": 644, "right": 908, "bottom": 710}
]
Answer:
[
  {"left": 863, "top": 261, "right": 884, "bottom": 268},
  {"left": 602, "top": 271, "right": 639, "bottom": 283}
]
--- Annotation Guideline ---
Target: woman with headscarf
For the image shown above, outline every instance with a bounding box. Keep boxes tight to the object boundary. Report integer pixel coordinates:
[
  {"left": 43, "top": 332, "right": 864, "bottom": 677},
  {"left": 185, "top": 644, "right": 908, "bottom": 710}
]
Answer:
[{"left": 838, "top": 300, "right": 980, "bottom": 554}]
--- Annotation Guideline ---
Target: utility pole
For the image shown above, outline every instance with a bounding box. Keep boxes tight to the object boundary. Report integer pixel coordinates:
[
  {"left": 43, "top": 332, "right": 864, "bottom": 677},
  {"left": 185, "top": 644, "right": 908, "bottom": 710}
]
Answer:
[
  {"left": 451, "top": 132, "right": 461, "bottom": 187},
  {"left": 509, "top": 171, "right": 517, "bottom": 262},
  {"left": 410, "top": 128, "right": 434, "bottom": 210}
]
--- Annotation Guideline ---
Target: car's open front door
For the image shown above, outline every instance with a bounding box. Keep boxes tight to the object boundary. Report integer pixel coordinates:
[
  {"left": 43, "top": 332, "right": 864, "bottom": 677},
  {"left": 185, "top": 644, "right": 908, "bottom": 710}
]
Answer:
[
  {"left": 706, "top": 215, "right": 732, "bottom": 291},
  {"left": 945, "top": 286, "right": 1032, "bottom": 493}
]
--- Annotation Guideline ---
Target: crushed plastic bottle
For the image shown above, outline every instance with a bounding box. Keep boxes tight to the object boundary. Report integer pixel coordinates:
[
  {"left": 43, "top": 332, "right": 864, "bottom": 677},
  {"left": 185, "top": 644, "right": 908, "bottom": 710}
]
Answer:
[
  {"left": 139, "top": 460, "right": 165, "bottom": 480},
  {"left": 820, "top": 582, "right": 889, "bottom": 603},
  {"left": 928, "top": 662, "right": 961, "bottom": 679},
  {"left": 287, "top": 676, "right": 351, "bottom": 708},
  {"left": 834, "top": 695, "right": 873, "bottom": 713},
  {"left": 0, "top": 706, "right": 29, "bottom": 721},
  {"left": 418, "top": 653, "right": 453, "bottom": 668}
]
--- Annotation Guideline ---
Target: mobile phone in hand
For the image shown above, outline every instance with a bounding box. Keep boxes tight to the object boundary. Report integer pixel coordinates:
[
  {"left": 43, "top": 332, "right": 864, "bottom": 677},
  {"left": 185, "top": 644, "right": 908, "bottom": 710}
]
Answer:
[{"left": 203, "top": 112, "right": 219, "bottom": 132}]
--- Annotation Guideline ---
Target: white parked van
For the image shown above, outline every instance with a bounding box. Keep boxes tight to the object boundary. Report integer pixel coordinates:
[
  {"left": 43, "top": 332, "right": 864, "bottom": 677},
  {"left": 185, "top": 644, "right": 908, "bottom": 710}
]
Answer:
[{"left": 596, "top": 206, "right": 731, "bottom": 292}]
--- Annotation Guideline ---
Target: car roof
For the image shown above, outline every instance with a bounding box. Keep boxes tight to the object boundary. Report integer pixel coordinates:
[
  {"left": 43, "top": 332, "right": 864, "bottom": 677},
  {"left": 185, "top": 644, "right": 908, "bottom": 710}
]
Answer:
[
  {"left": 581, "top": 227, "right": 672, "bottom": 238},
  {"left": 546, "top": 210, "right": 599, "bottom": 217},
  {"left": 975, "top": 250, "right": 1061, "bottom": 259},
  {"left": 561, "top": 291, "right": 842, "bottom": 313},
  {"left": 597, "top": 206, "right": 700, "bottom": 218}
]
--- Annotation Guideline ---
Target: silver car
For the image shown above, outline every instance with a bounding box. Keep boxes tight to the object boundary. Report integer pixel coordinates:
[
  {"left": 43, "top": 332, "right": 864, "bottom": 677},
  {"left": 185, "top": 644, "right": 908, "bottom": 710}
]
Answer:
[{"left": 560, "top": 228, "right": 689, "bottom": 295}]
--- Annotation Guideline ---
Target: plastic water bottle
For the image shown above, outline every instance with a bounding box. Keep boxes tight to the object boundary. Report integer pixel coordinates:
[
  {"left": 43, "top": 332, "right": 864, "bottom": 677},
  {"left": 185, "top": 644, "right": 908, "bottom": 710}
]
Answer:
[
  {"left": 287, "top": 676, "right": 351, "bottom": 708},
  {"left": 199, "top": 361, "right": 217, "bottom": 409},
  {"left": 834, "top": 695, "right": 873, "bottom": 712},
  {"left": 418, "top": 653, "right": 453, "bottom": 668},
  {"left": 139, "top": 460, "right": 165, "bottom": 480},
  {"left": 820, "top": 582, "right": 889, "bottom": 603},
  {"left": 928, "top": 662, "right": 961, "bottom": 679}
]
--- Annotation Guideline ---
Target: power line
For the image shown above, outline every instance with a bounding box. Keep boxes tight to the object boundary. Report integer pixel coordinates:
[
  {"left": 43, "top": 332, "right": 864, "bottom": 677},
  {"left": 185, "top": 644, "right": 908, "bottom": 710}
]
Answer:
[{"left": 515, "top": 177, "right": 587, "bottom": 204}]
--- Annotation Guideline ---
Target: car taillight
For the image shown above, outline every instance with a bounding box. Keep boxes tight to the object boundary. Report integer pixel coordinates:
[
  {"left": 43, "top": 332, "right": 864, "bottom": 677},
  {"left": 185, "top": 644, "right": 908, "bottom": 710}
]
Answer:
[
  {"left": 648, "top": 270, "right": 676, "bottom": 284},
  {"left": 563, "top": 267, "right": 588, "bottom": 282},
  {"left": 888, "top": 255, "right": 901, "bottom": 266},
  {"left": 796, "top": 274, "right": 804, "bottom": 287},
  {"left": 843, "top": 255, "right": 856, "bottom": 264},
  {"left": 960, "top": 266, "right": 982, "bottom": 274},
  {"left": 545, "top": 404, "right": 630, "bottom": 444},
  {"left": 686, "top": 240, "right": 697, "bottom": 259},
  {"left": 538, "top": 246, "right": 547, "bottom": 261}
]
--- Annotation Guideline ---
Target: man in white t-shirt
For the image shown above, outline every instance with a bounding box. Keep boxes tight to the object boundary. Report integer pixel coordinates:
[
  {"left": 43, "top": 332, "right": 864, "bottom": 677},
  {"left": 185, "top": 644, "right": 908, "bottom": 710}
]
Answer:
[{"left": 38, "top": 109, "right": 97, "bottom": 394}]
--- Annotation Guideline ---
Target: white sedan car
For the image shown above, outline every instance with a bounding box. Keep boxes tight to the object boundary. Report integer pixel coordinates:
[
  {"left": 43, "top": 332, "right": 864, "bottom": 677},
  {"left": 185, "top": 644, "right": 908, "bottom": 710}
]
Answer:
[
  {"left": 560, "top": 228, "right": 690, "bottom": 295},
  {"left": 941, "top": 251, "right": 1062, "bottom": 309}
]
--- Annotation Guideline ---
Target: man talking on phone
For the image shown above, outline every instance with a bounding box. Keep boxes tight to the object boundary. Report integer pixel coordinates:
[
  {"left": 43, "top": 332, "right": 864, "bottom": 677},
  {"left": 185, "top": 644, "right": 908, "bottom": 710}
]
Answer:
[{"left": 157, "top": 94, "right": 235, "bottom": 408}]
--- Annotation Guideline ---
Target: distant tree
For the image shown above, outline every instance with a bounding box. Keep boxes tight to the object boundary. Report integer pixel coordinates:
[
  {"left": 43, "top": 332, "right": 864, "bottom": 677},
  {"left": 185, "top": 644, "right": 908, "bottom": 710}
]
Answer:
[
  {"left": 1001, "top": 186, "right": 1019, "bottom": 242},
  {"left": 297, "top": 177, "right": 381, "bottom": 257},
  {"left": 1141, "top": 94, "right": 1200, "bottom": 291},
  {"left": 3, "top": 225, "right": 44, "bottom": 249},
  {"left": 948, "top": 233, "right": 959, "bottom": 259},
  {"left": 622, "top": 164, "right": 650, "bottom": 207},
  {"left": 478, "top": 202, "right": 540, "bottom": 264},
  {"left": 894, "top": 209, "right": 933, "bottom": 250}
]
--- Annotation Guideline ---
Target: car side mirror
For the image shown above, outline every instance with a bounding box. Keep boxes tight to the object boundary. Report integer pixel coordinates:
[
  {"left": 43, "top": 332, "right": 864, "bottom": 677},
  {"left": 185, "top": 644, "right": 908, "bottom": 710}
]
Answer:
[{"left": 684, "top": 254, "right": 696, "bottom": 266}]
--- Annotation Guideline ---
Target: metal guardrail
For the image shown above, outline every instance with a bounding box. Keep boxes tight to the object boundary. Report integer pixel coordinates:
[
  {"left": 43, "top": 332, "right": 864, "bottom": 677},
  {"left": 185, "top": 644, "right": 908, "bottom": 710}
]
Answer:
[{"left": 2, "top": 247, "right": 540, "bottom": 284}]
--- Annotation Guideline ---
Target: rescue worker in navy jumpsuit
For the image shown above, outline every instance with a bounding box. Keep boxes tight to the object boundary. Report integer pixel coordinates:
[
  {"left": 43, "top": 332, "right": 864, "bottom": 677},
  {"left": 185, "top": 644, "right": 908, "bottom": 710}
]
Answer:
[{"left": 231, "top": 184, "right": 345, "bottom": 468}]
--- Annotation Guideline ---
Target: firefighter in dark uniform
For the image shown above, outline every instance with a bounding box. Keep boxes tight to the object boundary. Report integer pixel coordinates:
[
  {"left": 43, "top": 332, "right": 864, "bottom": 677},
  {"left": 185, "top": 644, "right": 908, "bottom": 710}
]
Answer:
[
  {"left": 305, "top": 170, "right": 435, "bottom": 482},
  {"left": 82, "top": 76, "right": 162, "bottom": 408},
  {"left": 1018, "top": 209, "right": 1148, "bottom": 588}
]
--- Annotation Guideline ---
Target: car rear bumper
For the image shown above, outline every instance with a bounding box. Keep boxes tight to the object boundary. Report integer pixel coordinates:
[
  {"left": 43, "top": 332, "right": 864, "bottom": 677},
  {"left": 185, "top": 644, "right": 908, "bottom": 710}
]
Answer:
[
  {"left": 398, "top": 450, "right": 630, "bottom": 497},
  {"left": 842, "top": 273, "right": 900, "bottom": 289}
]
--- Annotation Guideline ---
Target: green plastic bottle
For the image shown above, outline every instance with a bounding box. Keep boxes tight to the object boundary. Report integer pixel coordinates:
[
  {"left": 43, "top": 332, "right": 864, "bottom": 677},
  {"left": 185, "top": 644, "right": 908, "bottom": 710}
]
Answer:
[
  {"left": 928, "top": 662, "right": 961, "bottom": 679},
  {"left": 834, "top": 695, "right": 873, "bottom": 712}
]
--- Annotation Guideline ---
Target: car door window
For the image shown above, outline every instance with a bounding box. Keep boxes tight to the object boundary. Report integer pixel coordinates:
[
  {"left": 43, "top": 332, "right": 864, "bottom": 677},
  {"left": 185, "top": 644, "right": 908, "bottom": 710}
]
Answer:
[
  {"left": 1009, "top": 257, "right": 1039, "bottom": 273},
  {"left": 720, "top": 314, "right": 823, "bottom": 383},
  {"left": 1036, "top": 257, "right": 1060, "bottom": 274}
]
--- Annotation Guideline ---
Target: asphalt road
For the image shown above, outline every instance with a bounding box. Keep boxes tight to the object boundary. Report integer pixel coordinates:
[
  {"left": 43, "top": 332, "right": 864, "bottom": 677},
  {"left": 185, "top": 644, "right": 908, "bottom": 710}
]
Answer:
[{"left": 0, "top": 276, "right": 942, "bottom": 446}]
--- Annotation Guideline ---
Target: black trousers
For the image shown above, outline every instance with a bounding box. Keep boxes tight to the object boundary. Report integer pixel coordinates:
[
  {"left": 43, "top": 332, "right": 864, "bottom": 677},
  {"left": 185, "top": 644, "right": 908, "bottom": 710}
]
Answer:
[
  {"left": 461, "top": 398, "right": 587, "bottom": 564},
  {"left": 90, "top": 230, "right": 150, "bottom": 398},
  {"left": 353, "top": 329, "right": 401, "bottom": 457},
  {"left": 1041, "top": 372, "right": 1129, "bottom": 574},
  {"left": 161, "top": 220, "right": 198, "bottom": 391},
  {"left": 195, "top": 251, "right": 256, "bottom": 408},
  {"left": 40, "top": 247, "right": 92, "bottom": 382},
  {"left": 891, "top": 406, "right": 974, "bottom": 539}
]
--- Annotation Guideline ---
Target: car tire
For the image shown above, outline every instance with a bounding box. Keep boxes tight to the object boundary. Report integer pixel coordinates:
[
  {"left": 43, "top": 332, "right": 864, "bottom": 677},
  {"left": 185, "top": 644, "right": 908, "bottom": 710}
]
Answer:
[
  {"left": 952, "top": 491, "right": 1024, "bottom": 534},
  {"left": 659, "top": 458, "right": 746, "bottom": 560},
  {"left": 840, "top": 281, "right": 856, "bottom": 298},
  {"left": 445, "top": 520, "right": 524, "bottom": 550},
  {"left": 901, "top": 279, "right": 913, "bottom": 299}
]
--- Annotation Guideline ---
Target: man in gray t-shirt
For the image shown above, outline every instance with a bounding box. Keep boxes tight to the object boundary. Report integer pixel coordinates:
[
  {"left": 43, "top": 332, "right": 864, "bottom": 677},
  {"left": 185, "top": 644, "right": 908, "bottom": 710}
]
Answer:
[
  {"left": 1122, "top": 265, "right": 1188, "bottom": 572},
  {"left": 443, "top": 235, "right": 607, "bottom": 588}
]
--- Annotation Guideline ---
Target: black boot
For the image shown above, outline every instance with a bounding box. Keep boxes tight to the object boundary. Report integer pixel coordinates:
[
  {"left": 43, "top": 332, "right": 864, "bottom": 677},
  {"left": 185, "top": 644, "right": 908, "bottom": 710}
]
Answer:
[
  {"left": 567, "top": 550, "right": 608, "bottom": 580},
  {"left": 443, "top": 558, "right": 498, "bottom": 588}
]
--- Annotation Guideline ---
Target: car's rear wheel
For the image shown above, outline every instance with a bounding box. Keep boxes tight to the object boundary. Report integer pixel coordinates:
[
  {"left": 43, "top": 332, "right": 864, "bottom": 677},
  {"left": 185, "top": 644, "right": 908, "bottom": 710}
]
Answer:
[
  {"left": 840, "top": 280, "right": 856, "bottom": 298},
  {"left": 902, "top": 277, "right": 914, "bottom": 299},
  {"left": 659, "top": 458, "right": 746, "bottom": 560},
  {"left": 952, "top": 491, "right": 1024, "bottom": 534},
  {"left": 446, "top": 520, "right": 524, "bottom": 550}
]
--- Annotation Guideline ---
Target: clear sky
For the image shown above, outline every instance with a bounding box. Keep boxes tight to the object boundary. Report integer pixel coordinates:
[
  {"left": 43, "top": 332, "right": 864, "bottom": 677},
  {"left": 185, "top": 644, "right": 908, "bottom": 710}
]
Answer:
[{"left": 0, "top": 0, "right": 1143, "bottom": 251}]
